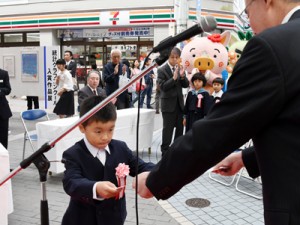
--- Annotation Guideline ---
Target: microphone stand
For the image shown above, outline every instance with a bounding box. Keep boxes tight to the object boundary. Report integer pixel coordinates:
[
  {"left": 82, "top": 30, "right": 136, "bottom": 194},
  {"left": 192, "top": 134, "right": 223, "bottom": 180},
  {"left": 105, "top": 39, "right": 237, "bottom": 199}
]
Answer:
[
  {"left": 33, "top": 154, "right": 50, "bottom": 225},
  {"left": 0, "top": 46, "right": 172, "bottom": 225}
]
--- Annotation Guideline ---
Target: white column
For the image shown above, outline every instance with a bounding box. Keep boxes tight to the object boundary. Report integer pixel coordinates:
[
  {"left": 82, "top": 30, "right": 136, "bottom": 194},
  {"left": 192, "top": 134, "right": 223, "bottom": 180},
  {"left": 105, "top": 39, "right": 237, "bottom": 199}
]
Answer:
[
  {"left": 174, "top": 0, "right": 188, "bottom": 34},
  {"left": 39, "top": 29, "right": 60, "bottom": 46}
]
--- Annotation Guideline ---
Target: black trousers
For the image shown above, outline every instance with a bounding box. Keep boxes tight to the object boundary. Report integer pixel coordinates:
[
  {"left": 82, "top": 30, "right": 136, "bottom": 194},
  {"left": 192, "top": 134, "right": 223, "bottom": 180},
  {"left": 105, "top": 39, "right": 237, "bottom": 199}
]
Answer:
[
  {"left": 27, "top": 96, "right": 39, "bottom": 110},
  {"left": 161, "top": 103, "right": 184, "bottom": 153},
  {"left": 0, "top": 118, "right": 9, "bottom": 149}
]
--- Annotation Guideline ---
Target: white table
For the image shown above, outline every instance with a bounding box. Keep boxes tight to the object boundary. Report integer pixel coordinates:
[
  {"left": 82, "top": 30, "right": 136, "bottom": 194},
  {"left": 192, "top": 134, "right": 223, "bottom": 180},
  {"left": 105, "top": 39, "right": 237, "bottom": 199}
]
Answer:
[
  {"left": 0, "top": 144, "right": 14, "bottom": 225},
  {"left": 36, "top": 108, "right": 155, "bottom": 174}
]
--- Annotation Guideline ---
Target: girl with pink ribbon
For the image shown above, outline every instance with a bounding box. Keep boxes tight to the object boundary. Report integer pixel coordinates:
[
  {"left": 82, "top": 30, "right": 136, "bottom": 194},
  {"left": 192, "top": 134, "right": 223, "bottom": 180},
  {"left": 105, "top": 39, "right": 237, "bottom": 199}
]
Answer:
[{"left": 183, "top": 72, "right": 213, "bottom": 132}]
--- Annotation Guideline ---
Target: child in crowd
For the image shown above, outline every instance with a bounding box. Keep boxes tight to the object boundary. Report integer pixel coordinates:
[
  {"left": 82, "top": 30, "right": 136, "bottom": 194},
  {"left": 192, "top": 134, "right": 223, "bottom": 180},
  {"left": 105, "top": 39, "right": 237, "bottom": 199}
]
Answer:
[
  {"left": 61, "top": 95, "right": 154, "bottom": 225},
  {"left": 211, "top": 77, "right": 225, "bottom": 103},
  {"left": 183, "top": 73, "right": 213, "bottom": 132}
]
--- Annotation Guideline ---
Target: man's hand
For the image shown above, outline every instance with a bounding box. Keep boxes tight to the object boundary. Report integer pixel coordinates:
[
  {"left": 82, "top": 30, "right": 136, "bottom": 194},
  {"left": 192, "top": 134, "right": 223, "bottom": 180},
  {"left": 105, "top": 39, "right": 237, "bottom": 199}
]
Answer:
[
  {"left": 212, "top": 151, "right": 244, "bottom": 176},
  {"left": 96, "top": 181, "right": 122, "bottom": 199},
  {"left": 132, "top": 172, "right": 153, "bottom": 199},
  {"left": 179, "top": 65, "right": 185, "bottom": 78},
  {"left": 114, "top": 64, "right": 119, "bottom": 75},
  {"left": 173, "top": 66, "right": 179, "bottom": 80},
  {"left": 122, "top": 64, "right": 127, "bottom": 75}
]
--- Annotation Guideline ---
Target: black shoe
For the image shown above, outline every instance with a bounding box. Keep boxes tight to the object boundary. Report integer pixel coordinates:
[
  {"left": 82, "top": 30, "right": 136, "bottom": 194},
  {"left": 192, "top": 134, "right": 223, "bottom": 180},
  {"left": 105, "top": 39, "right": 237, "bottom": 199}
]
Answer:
[
  {"left": 155, "top": 111, "right": 160, "bottom": 114},
  {"left": 147, "top": 106, "right": 153, "bottom": 109}
]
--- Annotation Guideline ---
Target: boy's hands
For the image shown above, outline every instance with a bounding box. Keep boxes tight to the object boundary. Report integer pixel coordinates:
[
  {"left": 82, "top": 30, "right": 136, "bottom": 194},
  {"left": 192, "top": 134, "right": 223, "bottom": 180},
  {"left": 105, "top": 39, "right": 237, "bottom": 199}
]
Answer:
[{"left": 96, "top": 181, "right": 123, "bottom": 199}]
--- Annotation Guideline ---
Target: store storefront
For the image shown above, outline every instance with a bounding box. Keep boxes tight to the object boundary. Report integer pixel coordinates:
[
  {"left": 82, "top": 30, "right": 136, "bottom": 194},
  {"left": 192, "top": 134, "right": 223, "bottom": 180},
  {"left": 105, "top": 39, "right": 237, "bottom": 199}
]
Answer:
[
  {"left": 0, "top": 1, "right": 248, "bottom": 99},
  {"left": 58, "top": 27, "right": 154, "bottom": 80}
]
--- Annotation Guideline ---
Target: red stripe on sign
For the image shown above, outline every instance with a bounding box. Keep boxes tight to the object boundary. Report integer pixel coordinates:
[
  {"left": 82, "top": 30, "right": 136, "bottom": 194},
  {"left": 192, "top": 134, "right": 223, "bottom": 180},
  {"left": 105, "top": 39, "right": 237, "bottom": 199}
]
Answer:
[
  {"left": 11, "top": 24, "right": 39, "bottom": 29},
  {"left": 0, "top": 26, "right": 12, "bottom": 29},
  {"left": 130, "top": 19, "right": 175, "bottom": 24}
]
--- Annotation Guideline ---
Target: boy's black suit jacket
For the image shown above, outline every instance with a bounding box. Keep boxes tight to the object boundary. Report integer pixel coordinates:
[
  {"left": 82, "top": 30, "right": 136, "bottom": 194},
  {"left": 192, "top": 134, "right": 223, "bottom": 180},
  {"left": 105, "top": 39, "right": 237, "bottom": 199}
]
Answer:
[{"left": 62, "top": 139, "right": 154, "bottom": 225}]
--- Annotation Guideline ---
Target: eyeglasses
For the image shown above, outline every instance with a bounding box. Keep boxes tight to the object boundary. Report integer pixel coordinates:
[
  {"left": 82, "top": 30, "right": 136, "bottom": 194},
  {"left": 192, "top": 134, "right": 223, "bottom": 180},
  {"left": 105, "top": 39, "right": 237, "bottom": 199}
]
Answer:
[
  {"left": 239, "top": 0, "right": 255, "bottom": 19},
  {"left": 239, "top": 0, "right": 255, "bottom": 28}
]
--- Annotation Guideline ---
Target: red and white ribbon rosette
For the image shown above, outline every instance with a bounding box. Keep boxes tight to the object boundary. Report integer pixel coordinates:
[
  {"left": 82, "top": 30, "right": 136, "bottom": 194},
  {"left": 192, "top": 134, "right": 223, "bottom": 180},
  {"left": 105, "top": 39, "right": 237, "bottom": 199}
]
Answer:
[
  {"left": 197, "top": 94, "right": 203, "bottom": 108},
  {"left": 115, "top": 163, "right": 130, "bottom": 199}
]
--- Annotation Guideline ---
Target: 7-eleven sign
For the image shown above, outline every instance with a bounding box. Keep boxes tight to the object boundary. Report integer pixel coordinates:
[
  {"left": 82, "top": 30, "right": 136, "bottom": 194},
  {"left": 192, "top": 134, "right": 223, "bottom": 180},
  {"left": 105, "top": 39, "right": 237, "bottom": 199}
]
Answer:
[
  {"left": 101, "top": 11, "right": 130, "bottom": 26},
  {"left": 110, "top": 11, "right": 120, "bottom": 25}
]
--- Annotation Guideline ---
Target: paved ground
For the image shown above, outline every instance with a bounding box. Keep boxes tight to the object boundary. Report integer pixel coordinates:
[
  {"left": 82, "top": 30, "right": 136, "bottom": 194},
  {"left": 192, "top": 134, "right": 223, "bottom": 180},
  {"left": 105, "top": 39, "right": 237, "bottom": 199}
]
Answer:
[{"left": 4, "top": 97, "right": 264, "bottom": 225}]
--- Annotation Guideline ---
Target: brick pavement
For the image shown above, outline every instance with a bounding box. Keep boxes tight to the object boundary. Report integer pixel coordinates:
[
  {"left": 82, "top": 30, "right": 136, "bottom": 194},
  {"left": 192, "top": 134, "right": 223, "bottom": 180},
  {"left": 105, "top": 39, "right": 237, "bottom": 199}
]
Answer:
[{"left": 4, "top": 98, "right": 264, "bottom": 225}]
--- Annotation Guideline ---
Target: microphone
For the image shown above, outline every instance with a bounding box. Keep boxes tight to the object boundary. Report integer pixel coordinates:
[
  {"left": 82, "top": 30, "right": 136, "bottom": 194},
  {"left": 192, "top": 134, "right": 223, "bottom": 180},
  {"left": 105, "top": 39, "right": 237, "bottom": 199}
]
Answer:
[{"left": 152, "top": 16, "right": 217, "bottom": 53}]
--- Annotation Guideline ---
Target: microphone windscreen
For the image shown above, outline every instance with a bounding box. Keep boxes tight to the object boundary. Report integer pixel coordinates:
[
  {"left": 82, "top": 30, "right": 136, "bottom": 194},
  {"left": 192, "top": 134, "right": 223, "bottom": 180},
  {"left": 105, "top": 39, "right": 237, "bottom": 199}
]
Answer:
[{"left": 200, "top": 16, "right": 217, "bottom": 32}]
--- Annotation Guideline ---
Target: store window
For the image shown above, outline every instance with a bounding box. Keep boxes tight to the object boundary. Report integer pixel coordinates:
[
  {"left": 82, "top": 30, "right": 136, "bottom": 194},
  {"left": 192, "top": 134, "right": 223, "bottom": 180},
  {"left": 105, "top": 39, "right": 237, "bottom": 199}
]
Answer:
[
  {"left": 26, "top": 33, "right": 40, "bottom": 42},
  {"left": 4, "top": 33, "right": 23, "bottom": 42},
  {"left": 0, "top": 32, "right": 39, "bottom": 47}
]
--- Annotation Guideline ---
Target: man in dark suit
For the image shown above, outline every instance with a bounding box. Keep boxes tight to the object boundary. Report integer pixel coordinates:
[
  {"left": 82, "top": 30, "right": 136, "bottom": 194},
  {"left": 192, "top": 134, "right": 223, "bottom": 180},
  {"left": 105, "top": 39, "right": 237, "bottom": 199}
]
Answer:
[
  {"left": 64, "top": 50, "right": 77, "bottom": 90},
  {"left": 0, "top": 68, "right": 12, "bottom": 149},
  {"left": 135, "top": 1, "right": 300, "bottom": 224},
  {"left": 78, "top": 70, "right": 106, "bottom": 107},
  {"left": 103, "top": 49, "right": 130, "bottom": 110},
  {"left": 157, "top": 47, "right": 189, "bottom": 155},
  {"left": 64, "top": 50, "right": 77, "bottom": 78}
]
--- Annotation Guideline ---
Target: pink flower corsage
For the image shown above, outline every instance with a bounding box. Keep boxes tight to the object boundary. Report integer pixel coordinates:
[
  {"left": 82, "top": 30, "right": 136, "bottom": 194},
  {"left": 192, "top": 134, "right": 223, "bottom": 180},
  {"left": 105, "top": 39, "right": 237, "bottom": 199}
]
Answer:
[{"left": 115, "top": 163, "right": 130, "bottom": 199}]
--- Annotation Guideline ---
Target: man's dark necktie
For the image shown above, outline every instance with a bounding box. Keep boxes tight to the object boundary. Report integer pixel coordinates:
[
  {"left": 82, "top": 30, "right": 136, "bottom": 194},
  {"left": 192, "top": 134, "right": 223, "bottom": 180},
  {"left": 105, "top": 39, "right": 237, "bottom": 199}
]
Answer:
[{"left": 93, "top": 90, "right": 97, "bottom": 95}]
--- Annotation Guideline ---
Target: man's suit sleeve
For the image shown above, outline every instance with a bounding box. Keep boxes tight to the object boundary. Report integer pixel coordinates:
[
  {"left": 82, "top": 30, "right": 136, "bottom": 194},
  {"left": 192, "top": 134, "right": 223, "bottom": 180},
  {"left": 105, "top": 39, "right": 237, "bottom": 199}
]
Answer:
[
  {"left": 121, "top": 142, "right": 155, "bottom": 177},
  {"left": 242, "top": 146, "right": 260, "bottom": 179},
  {"left": 69, "top": 61, "right": 77, "bottom": 78},
  {"left": 146, "top": 35, "right": 285, "bottom": 200},
  {"left": 179, "top": 75, "right": 189, "bottom": 88},
  {"left": 103, "top": 64, "right": 118, "bottom": 84},
  {"left": 78, "top": 89, "right": 88, "bottom": 106},
  {"left": 0, "top": 70, "right": 11, "bottom": 96}
]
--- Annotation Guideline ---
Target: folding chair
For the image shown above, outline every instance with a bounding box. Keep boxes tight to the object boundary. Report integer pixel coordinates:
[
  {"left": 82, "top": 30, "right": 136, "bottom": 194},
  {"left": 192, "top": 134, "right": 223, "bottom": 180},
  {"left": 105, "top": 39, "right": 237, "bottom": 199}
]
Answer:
[
  {"left": 235, "top": 139, "right": 262, "bottom": 199},
  {"left": 209, "top": 139, "right": 262, "bottom": 199},
  {"left": 235, "top": 167, "right": 262, "bottom": 199},
  {"left": 20, "top": 109, "right": 50, "bottom": 159}
]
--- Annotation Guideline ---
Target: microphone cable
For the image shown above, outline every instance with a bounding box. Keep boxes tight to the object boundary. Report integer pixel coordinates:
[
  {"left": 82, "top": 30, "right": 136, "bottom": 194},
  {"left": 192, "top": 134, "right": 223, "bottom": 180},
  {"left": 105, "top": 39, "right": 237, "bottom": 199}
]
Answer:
[{"left": 134, "top": 51, "right": 153, "bottom": 225}]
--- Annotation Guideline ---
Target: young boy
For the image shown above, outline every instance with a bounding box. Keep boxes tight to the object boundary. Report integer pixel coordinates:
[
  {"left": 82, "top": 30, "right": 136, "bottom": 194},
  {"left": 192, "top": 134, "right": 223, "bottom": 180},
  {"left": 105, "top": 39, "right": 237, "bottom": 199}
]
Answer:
[
  {"left": 211, "top": 77, "right": 225, "bottom": 103},
  {"left": 62, "top": 95, "right": 154, "bottom": 225}
]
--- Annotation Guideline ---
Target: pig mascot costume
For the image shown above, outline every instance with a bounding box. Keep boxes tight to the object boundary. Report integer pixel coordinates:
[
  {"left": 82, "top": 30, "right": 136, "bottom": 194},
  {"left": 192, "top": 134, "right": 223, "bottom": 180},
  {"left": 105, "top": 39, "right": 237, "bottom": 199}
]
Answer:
[{"left": 181, "top": 31, "right": 231, "bottom": 93}]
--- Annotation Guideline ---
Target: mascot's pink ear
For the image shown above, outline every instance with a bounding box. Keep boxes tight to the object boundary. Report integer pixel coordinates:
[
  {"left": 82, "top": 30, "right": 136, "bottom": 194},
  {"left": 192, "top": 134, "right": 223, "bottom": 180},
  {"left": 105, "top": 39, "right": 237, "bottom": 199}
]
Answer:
[{"left": 220, "top": 31, "right": 231, "bottom": 47}]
